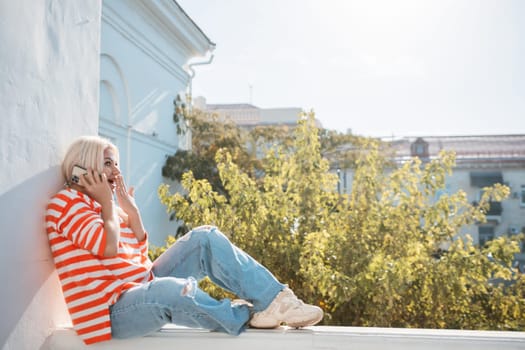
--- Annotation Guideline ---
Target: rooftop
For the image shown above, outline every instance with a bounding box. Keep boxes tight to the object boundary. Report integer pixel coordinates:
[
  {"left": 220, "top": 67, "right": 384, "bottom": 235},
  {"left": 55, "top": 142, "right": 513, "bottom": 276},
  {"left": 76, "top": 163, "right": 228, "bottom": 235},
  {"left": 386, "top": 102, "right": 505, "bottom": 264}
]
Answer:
[{"left": 387, "top": 134, "right": 525, "bottom": 166}]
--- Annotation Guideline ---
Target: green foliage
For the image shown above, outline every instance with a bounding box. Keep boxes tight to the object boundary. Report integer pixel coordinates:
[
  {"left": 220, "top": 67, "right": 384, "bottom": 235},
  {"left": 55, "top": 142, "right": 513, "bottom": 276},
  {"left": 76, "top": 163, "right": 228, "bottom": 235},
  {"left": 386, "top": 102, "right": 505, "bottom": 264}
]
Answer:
[
  {"left": 148, "top": 235, "right": 177, "bottom": 262},
  {"left": 172, "top": 94, "right": 187, "bottom": 134},
  {"left": 163, "top": 107, "right": 261, "bottom": 198},
  {"left": 157, "top": 110, "right": 524, "bottom": 330}
]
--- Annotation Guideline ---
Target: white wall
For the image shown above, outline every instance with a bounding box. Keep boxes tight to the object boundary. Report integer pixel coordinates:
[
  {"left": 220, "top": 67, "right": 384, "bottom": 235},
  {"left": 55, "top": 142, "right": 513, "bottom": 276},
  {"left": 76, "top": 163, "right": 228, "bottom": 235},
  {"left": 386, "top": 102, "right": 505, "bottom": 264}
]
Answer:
[{"left": 0, "top": 0, "right": 102, "bottom": 349}]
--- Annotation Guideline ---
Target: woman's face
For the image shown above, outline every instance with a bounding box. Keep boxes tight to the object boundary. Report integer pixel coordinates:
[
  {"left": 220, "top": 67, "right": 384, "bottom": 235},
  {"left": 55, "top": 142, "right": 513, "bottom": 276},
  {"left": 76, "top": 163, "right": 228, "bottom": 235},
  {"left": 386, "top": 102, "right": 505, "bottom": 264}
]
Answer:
[{"left": 103, "top": 147, "right": 120, "bottom": 192}]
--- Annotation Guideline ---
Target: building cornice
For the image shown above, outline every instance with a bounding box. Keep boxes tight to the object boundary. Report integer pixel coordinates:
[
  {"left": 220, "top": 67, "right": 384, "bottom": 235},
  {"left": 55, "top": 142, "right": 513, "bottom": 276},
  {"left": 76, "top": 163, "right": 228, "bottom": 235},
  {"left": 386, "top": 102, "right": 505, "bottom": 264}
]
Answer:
[
  {"left": 102, "top": 0, "right": 213, "bottom": 80},
  {"left": 137, "top": 0, "right": 215, "bottom": 55}
]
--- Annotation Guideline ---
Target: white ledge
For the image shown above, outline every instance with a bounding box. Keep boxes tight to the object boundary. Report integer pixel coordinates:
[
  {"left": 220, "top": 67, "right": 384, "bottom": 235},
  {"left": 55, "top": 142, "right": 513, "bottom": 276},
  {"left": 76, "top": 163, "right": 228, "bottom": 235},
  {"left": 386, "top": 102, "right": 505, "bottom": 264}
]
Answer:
[{"left": 42, "top": 325, "right": 525, "bottom": 350}]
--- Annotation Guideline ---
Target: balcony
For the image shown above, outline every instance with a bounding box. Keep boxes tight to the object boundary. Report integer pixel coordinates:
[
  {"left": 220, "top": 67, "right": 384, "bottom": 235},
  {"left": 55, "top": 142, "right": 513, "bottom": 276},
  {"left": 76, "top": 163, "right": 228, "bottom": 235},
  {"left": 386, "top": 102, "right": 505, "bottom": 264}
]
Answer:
[
  {"left": 472, "top": 201, "right": 503, "bottom": 223},
  {"left": 42, "top": 325, "right": 525, "bottom": 350},
  {"left": 486, "top": 201, "right": 503, "bottom": 216}
]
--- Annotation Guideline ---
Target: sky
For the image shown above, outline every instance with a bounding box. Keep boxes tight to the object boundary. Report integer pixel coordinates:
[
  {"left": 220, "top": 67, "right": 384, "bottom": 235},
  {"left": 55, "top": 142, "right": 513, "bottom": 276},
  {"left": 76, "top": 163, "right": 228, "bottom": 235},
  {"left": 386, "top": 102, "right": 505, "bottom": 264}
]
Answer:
[{"left": 177, "top": 0, "right": 524, "bottom": 138}]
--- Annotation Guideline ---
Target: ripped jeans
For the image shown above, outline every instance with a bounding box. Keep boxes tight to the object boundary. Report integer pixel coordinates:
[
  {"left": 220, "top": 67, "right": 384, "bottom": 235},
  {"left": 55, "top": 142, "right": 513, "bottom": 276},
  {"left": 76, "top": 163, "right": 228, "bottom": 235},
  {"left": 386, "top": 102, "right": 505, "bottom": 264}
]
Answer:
[{"left": 109, "top": 226, "right": 285, "bottom": 338}]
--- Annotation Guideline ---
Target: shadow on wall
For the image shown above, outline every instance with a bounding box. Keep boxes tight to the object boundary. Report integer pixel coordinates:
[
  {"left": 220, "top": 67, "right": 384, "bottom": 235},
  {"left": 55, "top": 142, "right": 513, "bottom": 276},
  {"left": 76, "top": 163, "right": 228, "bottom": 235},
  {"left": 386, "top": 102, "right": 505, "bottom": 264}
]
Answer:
[{"left": 0, "top": 166, "right": 70, "bottom": 348}]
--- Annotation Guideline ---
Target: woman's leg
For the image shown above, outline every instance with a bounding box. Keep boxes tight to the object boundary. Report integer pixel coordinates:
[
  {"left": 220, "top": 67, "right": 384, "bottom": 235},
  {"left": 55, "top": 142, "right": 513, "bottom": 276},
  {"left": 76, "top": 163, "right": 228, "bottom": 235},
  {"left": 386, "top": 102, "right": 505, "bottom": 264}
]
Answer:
[
  {"left": 109, "top": 277, "right": 251, "bottom": 339},
  {"left": 151, "top": 225, "right": 285, "bottom": 312}
]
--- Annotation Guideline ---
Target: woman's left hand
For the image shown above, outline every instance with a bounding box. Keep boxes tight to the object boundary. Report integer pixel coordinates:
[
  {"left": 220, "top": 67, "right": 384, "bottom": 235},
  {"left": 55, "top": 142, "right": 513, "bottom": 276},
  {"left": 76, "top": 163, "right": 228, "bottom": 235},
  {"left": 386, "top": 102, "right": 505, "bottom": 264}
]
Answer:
[
  {"left": 115, "top": 175, "right": 147, "bottom": 242},
  {"left": 115, "top": 175, "right": 139, "bottom": 215}
]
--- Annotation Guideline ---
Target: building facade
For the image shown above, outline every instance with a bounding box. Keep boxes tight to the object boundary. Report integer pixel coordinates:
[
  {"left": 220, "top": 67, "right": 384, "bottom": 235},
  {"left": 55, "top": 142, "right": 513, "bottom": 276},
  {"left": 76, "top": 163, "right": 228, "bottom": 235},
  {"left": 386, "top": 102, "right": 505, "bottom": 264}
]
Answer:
[
  {"left": 337, "top": 135, "right": 525, "bottom": 269},
  {"left": 99, "top": 0, "right": 214, "bottom": 246},
  {"left": 194, "top": 96, "right": 322, "bottom": 129}
]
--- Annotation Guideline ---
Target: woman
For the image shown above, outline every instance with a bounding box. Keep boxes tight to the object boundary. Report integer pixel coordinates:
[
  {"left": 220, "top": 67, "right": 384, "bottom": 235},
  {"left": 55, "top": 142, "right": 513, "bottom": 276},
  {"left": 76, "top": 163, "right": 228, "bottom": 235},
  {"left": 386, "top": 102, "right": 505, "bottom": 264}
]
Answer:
[{"left": 45, "top": 135, "right": 323, "bottom": 345}]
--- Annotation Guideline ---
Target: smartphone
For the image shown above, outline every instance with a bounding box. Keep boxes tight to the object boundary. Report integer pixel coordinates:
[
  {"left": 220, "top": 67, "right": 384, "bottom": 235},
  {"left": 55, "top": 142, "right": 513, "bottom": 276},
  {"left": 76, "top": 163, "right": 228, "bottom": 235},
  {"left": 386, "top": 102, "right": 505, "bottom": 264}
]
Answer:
[{"left": 71, "top": 165, "right": 87, "bottom": 184}]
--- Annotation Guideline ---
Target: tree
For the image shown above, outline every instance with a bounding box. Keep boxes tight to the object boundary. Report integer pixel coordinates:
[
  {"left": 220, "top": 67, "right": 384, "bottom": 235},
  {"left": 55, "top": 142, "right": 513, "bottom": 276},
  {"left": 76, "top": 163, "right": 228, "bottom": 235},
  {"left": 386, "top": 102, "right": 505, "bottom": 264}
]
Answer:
[
  {"left": 163, "top": 103, "right": 367, "bottom": 195},
  {"left": 157, "top": 111, "right": 525, "bottom": 330},
  {"left": 159, "top": 112, "right": 338, "bottom": 287},
  {"left": 300, "top": 145, "right": 522, "bottom": 329},
  {"left": 163, "top": 106, "right": 259, "bottom": 198}
]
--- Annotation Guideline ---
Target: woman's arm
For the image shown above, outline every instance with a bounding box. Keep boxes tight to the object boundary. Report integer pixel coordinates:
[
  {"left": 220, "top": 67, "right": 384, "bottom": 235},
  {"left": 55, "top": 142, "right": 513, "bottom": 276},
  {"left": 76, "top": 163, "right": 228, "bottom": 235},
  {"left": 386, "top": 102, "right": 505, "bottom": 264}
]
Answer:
[{"left": 80, "top": 169, "right": 121, "bottom": 257}]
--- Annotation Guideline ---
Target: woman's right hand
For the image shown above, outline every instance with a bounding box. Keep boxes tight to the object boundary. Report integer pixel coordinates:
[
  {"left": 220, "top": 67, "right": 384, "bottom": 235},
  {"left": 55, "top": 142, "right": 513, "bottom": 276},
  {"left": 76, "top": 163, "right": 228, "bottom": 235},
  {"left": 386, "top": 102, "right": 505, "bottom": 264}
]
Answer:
[
  {"left": 79, "top": 168, "right": 114, "bottom": 206},
  {"left": 78, "top": 168, "right": 120, "bottom": 257}
]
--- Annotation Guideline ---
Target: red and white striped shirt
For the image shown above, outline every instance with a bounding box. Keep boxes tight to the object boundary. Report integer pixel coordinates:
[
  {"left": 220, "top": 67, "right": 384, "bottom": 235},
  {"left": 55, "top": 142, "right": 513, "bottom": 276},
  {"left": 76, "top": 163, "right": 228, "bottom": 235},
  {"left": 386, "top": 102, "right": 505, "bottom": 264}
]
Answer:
[{"left": 45, "top": 188, "right": 153, "bottom": 344}]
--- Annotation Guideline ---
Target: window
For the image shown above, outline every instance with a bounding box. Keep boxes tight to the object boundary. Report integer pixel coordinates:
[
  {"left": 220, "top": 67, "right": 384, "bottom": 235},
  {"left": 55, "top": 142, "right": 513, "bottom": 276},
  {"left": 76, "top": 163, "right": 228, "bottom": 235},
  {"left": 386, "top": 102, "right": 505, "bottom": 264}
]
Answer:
[
  {"left": 470, "top": 172, "right": 503, "bottom": 188},
  {"left": 478, "top": 226, "right": 494, "bottom": 247},
  {"left": 410, "top": 138, "right": 429, "bottom": 158},
  {"left": 521, "top": 185, "right": 525, "bottom": 207}
]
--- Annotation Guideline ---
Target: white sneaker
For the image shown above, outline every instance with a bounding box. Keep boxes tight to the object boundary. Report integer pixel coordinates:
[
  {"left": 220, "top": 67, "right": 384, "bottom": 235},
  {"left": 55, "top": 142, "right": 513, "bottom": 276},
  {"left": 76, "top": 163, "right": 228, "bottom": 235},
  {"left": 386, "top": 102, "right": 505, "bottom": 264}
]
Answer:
[{"left": 249, "top": 288, "right": 323, "bottom": 328}]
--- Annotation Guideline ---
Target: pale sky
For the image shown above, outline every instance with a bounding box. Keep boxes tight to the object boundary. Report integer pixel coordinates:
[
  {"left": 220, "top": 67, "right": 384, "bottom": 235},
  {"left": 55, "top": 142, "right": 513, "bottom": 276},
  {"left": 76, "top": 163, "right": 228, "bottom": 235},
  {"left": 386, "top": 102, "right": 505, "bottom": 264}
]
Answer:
[{"left": 177, "top": 0, "right": 524, "bottom": 137}]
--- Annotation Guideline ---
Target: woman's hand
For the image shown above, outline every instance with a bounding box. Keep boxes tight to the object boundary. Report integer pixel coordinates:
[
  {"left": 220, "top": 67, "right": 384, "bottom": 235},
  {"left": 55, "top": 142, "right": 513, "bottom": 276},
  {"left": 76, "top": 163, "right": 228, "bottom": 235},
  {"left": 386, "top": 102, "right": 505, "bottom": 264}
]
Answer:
[
  {"left": 115, "top": 175, "right": 139, "bottom": 215},
  {"left": 115, "top": 175, "right": 147, "bottom": 242},
  {"left": 79, "top": 168, "right": 113, "bottom": 206}
]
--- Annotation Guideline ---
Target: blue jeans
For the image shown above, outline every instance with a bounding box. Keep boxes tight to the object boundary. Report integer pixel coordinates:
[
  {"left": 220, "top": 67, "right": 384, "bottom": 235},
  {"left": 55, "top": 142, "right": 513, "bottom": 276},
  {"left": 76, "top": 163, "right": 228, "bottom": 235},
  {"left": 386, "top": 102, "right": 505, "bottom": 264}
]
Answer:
[{"left": 109, "top": 226, "right": 285, "bottom": 339}]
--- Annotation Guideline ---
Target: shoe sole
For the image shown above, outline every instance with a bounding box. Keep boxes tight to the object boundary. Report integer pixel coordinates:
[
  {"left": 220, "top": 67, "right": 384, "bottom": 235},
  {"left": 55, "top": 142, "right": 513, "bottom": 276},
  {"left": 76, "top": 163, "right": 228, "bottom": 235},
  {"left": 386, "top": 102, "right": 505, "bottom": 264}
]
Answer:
[
  {"left": 285, "top": 312, "right": 324, "bottom": 328},
  {"left": 250, "top": 313, "right": 323, "bottom": 329}
]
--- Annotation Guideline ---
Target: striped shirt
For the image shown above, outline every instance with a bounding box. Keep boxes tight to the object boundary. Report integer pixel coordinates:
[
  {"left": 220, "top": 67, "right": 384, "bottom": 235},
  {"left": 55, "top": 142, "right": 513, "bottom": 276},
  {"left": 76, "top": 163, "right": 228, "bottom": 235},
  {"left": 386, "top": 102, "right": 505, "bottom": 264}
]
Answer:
[{"left": 45, "top": 188, "right": 153, "bottom": 344}]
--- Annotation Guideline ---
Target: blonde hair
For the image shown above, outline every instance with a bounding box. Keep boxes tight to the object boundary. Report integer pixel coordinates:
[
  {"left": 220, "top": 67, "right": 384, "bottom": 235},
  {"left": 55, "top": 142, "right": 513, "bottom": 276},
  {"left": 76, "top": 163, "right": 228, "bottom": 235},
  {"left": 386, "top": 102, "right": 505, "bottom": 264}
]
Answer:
[{"left": 62, "top": 135, "right": 118, "bottom": 184}]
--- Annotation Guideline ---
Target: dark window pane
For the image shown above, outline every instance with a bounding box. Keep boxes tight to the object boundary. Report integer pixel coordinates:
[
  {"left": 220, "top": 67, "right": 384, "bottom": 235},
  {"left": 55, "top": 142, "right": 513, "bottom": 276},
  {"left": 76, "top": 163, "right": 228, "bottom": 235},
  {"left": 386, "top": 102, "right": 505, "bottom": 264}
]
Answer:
[{"left": 470, "top": 172, "right": 503, "bottom": 187}]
